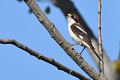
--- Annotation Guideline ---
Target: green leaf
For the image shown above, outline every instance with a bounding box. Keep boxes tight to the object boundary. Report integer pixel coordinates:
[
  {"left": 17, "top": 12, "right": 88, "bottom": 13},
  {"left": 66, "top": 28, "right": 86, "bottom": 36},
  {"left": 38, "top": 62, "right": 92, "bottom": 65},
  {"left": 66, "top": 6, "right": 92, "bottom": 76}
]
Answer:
[{"left": 45, "top": 6, "right": 50, "bottom": 14}]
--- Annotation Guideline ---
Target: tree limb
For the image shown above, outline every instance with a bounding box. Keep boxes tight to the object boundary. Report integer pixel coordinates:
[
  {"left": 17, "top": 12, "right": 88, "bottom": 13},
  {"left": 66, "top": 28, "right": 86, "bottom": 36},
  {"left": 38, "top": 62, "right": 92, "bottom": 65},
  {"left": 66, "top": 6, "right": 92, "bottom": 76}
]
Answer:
[
  {"left": 0, "top": 38, "right": 89, "bottom": 80},
  {"left": 23, "top": 0, "right": 107, "bottom": 79},
  {"left": 98, "top": 0, "right": 104, "bottom": 74}
]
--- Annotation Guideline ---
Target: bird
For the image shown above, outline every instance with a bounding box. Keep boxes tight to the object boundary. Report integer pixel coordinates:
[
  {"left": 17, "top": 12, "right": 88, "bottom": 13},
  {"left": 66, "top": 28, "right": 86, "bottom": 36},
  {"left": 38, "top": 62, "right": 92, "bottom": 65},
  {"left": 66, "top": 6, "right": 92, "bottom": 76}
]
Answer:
[{"left": 67, "top": 13, "right": 102, "bottom": 61}]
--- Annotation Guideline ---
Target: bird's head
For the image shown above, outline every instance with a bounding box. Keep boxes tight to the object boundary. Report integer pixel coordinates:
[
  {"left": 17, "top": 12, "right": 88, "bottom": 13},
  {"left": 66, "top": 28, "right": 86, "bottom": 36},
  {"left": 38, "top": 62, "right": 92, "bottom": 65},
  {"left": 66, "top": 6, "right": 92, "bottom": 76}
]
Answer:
[{"left": 67, "top": 14, "right": 79, "bottom": 24}]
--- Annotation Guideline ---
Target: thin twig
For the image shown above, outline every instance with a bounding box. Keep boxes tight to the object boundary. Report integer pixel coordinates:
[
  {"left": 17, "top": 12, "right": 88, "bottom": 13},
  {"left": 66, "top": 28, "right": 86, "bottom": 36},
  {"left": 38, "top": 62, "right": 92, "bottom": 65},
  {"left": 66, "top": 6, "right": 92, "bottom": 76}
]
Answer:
[
  {"left": 23, "top": 0, "right": 107, "bottom": 79},
  {"left": 0, "top": 38, "right": 89, "bottom": 80},
  {"left": 98, "top": 0, "right": 104, "bottom": 74}
]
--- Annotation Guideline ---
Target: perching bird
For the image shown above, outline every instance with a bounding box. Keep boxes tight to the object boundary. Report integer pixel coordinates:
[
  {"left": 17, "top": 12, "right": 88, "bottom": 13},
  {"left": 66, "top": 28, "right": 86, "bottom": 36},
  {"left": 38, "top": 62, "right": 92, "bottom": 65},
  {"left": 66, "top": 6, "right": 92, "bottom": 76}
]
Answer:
[{"left": 67, "top": 13, "right": 102, "bottom": 61}]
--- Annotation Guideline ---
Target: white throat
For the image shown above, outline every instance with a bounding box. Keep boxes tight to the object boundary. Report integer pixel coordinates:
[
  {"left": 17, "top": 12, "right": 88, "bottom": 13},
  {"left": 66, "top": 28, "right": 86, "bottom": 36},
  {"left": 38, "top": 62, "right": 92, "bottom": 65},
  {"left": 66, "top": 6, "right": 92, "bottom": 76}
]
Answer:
[{"left": 67, "top": 17, "right": 76, "bottom": 27}]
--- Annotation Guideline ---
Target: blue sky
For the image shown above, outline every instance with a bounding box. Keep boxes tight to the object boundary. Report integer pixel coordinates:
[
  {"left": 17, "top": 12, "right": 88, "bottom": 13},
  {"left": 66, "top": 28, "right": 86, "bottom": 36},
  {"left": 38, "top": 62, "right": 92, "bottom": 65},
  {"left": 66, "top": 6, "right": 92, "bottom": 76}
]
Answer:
[{"left": 0, "top": 0, "right": 120, "bottom": 80}]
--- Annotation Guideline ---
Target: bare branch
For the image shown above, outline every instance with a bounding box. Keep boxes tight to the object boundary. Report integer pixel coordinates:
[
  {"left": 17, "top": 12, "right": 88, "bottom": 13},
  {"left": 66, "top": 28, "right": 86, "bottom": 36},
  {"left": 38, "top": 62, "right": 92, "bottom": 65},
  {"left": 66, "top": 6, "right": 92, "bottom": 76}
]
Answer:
[
  {"left": 98, "top": 0, "right": 104, "bottom": 75},
  {"left": 0, "top": 38, "right": 89, "bottom": 80},
  {"left": 23, "top": 0, "right": 107, "bottom": 79}
]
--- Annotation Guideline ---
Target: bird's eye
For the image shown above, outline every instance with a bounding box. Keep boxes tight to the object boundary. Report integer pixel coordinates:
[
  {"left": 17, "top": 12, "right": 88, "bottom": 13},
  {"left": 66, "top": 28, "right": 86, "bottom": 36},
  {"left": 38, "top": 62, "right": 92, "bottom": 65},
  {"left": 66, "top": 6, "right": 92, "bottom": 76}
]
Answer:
[
  {"left": 72, "top": 15, "right": 75, "bottom": 19},
  {"left": 72, "top": 14, "right": 77, "bottom": 19}
]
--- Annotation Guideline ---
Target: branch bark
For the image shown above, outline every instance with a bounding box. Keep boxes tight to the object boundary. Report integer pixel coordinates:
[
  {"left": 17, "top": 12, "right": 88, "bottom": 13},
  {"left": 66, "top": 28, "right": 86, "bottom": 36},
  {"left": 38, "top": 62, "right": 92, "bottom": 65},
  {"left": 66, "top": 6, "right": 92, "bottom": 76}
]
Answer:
[
  {"left": 98, "top": 0, "right": 104, "bottom": 75},
  {"left": 0, "top": 38, "right": 89, "bottom": 80},
  {"left": 23, "top": 0, "right": 107, "bottom": 79}
]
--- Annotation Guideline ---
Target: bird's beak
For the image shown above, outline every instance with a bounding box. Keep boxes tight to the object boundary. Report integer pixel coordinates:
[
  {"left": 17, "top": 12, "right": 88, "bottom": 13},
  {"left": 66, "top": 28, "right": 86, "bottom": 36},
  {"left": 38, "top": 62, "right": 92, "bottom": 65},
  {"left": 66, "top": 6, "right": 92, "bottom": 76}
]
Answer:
[
  {"left": 67, "top": 14, "right": 71, "bottom": 18},
  {"left": 68, "top": 14, "right": 71, "bottom": 16}
]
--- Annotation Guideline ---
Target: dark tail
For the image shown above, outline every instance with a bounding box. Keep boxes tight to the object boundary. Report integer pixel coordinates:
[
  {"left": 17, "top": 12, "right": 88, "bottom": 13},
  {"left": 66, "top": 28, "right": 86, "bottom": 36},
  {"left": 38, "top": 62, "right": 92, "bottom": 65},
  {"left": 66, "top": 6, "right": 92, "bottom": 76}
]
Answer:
[{"left": 90, "top": 46, "right": 102, "bottom": 61}]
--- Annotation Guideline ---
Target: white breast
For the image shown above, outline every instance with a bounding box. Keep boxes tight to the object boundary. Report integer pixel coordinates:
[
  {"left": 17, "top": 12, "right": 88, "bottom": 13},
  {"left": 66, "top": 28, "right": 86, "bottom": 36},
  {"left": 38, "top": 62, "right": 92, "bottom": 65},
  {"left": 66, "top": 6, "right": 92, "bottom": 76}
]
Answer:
[
  {"left": 68, "top": 25, "right": 82, "bottom": 45},
  {"left": 67, "top": 17, "right": 82, "bottom": 44}
]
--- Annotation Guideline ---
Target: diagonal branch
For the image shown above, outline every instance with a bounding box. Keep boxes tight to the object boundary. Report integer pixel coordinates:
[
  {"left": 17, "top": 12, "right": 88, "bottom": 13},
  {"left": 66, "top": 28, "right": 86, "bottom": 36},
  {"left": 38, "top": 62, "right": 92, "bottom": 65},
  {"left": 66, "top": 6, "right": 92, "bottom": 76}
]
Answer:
[
  {"left": 23, "top": 0, "right": 107, "bottom": 79},
  {"left": 0, "top": 38, "right": 89, "bottom": 80}
]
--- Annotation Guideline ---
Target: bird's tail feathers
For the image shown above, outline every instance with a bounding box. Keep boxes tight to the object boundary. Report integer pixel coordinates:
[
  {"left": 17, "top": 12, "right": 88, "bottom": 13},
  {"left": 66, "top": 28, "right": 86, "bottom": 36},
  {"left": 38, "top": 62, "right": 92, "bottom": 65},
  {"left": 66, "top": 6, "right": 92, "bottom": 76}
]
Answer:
[{"left": 90, "top": 46, "right": 102, "bottom": 61}]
